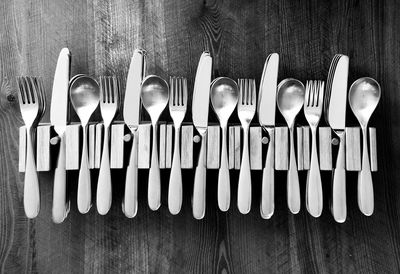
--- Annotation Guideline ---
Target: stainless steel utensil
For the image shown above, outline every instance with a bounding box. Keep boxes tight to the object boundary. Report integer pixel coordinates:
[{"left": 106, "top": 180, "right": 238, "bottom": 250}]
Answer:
[
  {"left": 17, "top": 76, "right": 45, "bottom": 218},
  {"left": 70, "top": 75, "right": 100, "bottom": 214},
  {"left": 325, "top": 54, "right": 349, "bottom": 223},
  {"left": 168, "top": 77, "right": 188, "bottom": 215},
  {"left": 237, "top": 79, "right": 256, "bottom": 214},
  {"left": 141, "top": 75, "right": 169, "bottom": 211},
  {"left": 50, "top": 48, "right": 71, "bottom": 223},
  {"left": 96, "top": 76, "right": 119, "bottom": 215},
  {"left": 192, "top": 52, "right": 212, "bottom": 219},
  {"left": 304, "top": 80, "right": 324, "bottom": 217},
  {"left": 349, "top": 77, "right": 381, "bottom": 216},
  {"left": 277, "top": 78, "right": 305, "bottom": 214},
  {"left": 210, "top": 77, "right": 239, "bottom": 212},
  {"left": 122, "top": 49, "right": 146, "bottom": 218},
  {"left": 258, "top": 53, "right": 279, "bottom": 219}
]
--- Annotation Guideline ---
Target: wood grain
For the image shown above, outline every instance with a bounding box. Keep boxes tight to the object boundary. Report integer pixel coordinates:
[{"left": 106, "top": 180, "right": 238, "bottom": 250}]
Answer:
[{"left": 1, "top": 0, "right": 400, "bottom": 273}]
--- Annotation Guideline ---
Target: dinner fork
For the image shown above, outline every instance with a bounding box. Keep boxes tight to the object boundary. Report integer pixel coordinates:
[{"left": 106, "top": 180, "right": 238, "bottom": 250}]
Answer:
[
  {"left": 168, "top": 77, "right": 187, "bottom": 215},
  {"left": 304, "top": 80, "right": 324, "bottom": 217},
  {"left": 237, "top": 79, "right": 256, "bottom": 214},
  {"left": 96, "top": 76, "right": 119, "bottom": 215},
  {"left": 17, "top": 76, "right": 44, "bottom": 218}
]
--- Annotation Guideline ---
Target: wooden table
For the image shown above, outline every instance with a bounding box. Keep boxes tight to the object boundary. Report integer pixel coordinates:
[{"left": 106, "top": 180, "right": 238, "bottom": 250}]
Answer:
[{"left": 1, "top": 0, "right": 399, "bottom": 273}]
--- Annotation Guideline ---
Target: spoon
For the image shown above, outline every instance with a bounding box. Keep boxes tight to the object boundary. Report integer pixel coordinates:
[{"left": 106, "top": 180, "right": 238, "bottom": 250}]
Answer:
[
  {"left": 349, "top": 77, "right": 381, "bottom": 216},
  {"left": 277, "top": 78, "right": 305, "bottom": 214},
  {"left": 210, "top": 77, "right": 239, "bottom": 212},
  {"left": 141, "top": 75, "right": 169, "bottom": 211},
  {"left": 70, "top": 75, "right": 100, "bottom": 214}
]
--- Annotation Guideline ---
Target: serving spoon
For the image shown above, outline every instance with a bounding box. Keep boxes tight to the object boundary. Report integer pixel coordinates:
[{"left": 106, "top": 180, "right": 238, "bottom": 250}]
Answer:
[
  {"left": 210, "top": 77, "right": 239, "bottom": 212},
  {"left": 277, "top": 78, "right": 305, "bottom": 214},
  {"left": 70, "top": 75, "right": 100, "bottom": 214},
  {"left": 349, "top": 77, "right": 381, "bottom": 216},
  {"left": 141, "top": 75, "right": 169, "bottom": 211}
]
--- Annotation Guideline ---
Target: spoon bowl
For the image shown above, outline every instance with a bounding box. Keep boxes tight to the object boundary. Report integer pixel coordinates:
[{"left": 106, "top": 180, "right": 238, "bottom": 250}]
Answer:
[
  {"left": 349, "top": 77, "right": 381, "bottom": 127},
  {"left": 277, "top": 78, "right": 305, "bottom": 126},
  {"left": 70, "top": 76, "right": 100, "bottom": 124},
  {"left": 211, "top": 77, "right": 239, "bottom": 124},
  {"left": 141, "top": 75, "right": 169, "bottom": 122}
]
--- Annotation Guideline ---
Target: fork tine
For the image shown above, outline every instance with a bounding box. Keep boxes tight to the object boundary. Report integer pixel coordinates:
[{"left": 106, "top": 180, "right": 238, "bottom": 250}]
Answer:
[
  {"left": 182, "top": 78, "right": 187, "bottom": 106},
  {"left": 108, "top": 76, "right": 113, "bottom": 103},
  {"left": 112, "top": 76, "right": 118, "bottom": 104},
  {"left": 318, "top": 81, "right": 324, "bottom": 107},
  {"left": 99, "top": 76, "right": 104, "bottom": 103},
  {"left": 23, "top": 76, "right": 33, "bottom": 104},
  {"left": 16, "top": 77, "right": 25, "bottom": 104},
  {"left": 251, "top": 79, "right": 256, "bottom": 105},
  {"left": 29, "top": 77, "right": 39, "bottom": 104},
  {"left": 305, "top": 81, "right": 310, "bottom": 107},
  {"left": 178, "top": 77, "right": 182, "bottom": 106},
  {"left": 246, "top": 79, "right": 250, "bottom": 105}
]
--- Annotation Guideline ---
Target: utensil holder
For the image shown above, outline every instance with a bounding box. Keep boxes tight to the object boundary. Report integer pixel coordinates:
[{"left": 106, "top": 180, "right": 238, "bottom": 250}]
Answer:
[{"left": 18, "top": 123, "right": 378, "bottom": 172}]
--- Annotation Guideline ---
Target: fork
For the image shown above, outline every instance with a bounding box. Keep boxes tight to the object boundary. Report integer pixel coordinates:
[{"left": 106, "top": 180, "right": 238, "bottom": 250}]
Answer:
[
  {"left": 168, "top": 77, "right": 188, "bottom": 215},
  {"left": 237, "top": 79, "right": 256, "bottom": 214},
  {"left": 304, "top": 80, "right": 324, "bottom": 217},
  {"left": 17, "top": 76, "right": 44, "bottom": 218},
  {"left": 96, "top": 76, "right": 119, "bottom": 215}
]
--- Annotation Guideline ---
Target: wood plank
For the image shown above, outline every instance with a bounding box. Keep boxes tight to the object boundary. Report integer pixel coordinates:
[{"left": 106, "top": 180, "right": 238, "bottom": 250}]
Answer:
[
  {"left": 249, "top": 127, "right": 262, "bottom": 170},
  {"left": 228, "top": 126, "right": 235, "bottom": 169},
  {"left": 88, "top": 124, "right": 96, "bottom": 169},
  {"left": 275, "top": 127, "right": 288, "bottom": 170},
  {"left": 303, "top": 126, "right": 310, "bottom": 170},
  {"left": 110, "top": 124, "right": 125, "bottom": 169},
  {"left": 18, "top": 126, "right": 26, "bottom": 172},
  {"left": 181, "top": 125, "right": 193, "bottom": 169},
  {"left": 370, "top": 127, "right": 378, "bottom": 172},
  {"left": 346, "top": 127, "right": 361, "bottom": 171},
  {"left": 234, "top": 126, "right": 241, "bottom": 170},
  {"left": 165, "top": 124, "right": 173, "bottom": 168},
  {"left": 319, "top": 127, "right": 332, "bottom": 171},
  {"left": 36, "top": 125, "right": 51, "bottom": 171},
  {"left": 95, "top": 123, "right": 103, "bottom": 168},
  {"left": 138, "top": 124, "right": 151, "bottom": 169},
  {"left": 296, "top": 127, "right": 304, "bottom": 170},
  {"left": 65, "top": 124, "right": 80, "bottom": 170},
  {"left": 159, "top": 123, "right": 166, "bottom": 169},
  {"left": 207, "top": 125, "right": 220, "bottom": 169}
]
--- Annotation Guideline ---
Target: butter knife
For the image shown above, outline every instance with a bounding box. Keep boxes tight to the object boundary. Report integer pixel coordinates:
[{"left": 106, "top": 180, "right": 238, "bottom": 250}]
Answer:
[
  {"left": 122, "top": 49, "right": 146, "bottom": 218},
  {"left": 50, "top": 48, "right": 71, "bottom": 224},
  {"left": 192, "top": 52, "right": 212, "bottom": 220},
  {"left": 327, "top": 55, "right": 349, "bottom": 223},
  {"left": 257, "top": 53, "right": 279, "bottom": 219}
]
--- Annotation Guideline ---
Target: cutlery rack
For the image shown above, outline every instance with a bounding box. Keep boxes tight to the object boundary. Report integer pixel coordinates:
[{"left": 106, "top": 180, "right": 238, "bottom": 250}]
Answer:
[{"left": 19, "top": 123, "right": 377, "bottom": 173}]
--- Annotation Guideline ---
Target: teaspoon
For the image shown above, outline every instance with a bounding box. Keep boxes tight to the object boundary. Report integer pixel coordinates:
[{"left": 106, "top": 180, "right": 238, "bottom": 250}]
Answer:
[
  {"left": 277, "top": 78, "right": 305, "bottom": 214},
  {"left": 210, "top": 77, "right": 239, "bottom": 212},
  {"left": 141, "top": 75, "right": 169, "bottom": 210},
  {"left": 349, "top": 77, "right": 381, "bottom": 216},
  {"left": 70, "top": 75, "right": 100, "bottom": 214}
]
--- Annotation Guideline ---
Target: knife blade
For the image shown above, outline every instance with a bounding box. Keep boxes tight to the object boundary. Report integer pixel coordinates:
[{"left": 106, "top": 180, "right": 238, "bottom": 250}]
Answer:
[
  {"left": 327, "top": 54, "right": 349, "bottom": 223},
  {"left": 192, "top": 51, "right": 212, "bottom": 220},
  {"left": 258, "top": 53, "right": 279, "bottom": 219},
  {"left": 50, "top": 48, "right": 71, "bottom": 224},
  {"left": 122, "top": 49, "right": 146, "bottom": 218}
]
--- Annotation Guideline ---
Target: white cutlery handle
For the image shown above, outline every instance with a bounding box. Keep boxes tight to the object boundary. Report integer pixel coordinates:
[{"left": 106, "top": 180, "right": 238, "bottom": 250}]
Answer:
[
  {"left": 96, "top": 125, "right": 112, "bottom": 215},
  {"left": 123, "top": 130, "right": 139, "bottom": 218},
  {"left": 24, "top": 127, "right": 40, "bottom": 218},
  {"left": 287, "top": 126, "right": 300, "bottom": 214},
  {"left": 331, "top": 131, "right": 346, "bottom": 223},
  {"left": 306, "top": 127, "right": 323, "bottom": 217},
  {"left": 192, "top": 133, "right": 207, "bottom": 219},
  {"left": 237, "top": 126, "right": 251, "bottom": 214},
  {"left": 52, "top": 133, "right": 69, "bottom": 223},
  {"left": 260, "top": 128, "right": 274, "bottom": 219},
  {"left": 218, "top": 125, "right": 230, "bottom": 212},
  {"left": 168, "top": 126, "right": 182, "bottom": 215},
  {"left": 358, "top": 127, "right": 374, "bottom": 216},
  {"left": 77, "top": 125, "right": 91, "bottom": 214},
  {"left": 148, "top": 124, "right": 161, "bottom": 210}
]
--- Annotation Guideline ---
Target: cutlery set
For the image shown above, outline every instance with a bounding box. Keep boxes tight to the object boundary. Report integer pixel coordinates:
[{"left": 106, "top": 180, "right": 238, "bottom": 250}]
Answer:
[{"left": 18, "top": 48, "right": 380, "bottom": 223}]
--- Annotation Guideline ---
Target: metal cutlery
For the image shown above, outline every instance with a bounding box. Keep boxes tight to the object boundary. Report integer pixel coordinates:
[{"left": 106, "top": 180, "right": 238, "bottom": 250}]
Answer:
[
  {"left": 258, "top": 53, "right": 279, "bottom": 219},
  {"left": 192, "top": 52, "right": 212, "bottom": 219},
  {"left": 50, "top": 48, "right": 71, "bottom": 223},
  {"left": 17, "top": 76, "right": 46, "bottom": 218},
  {"left": 210, "top": 77, "right": 239, "bottom": 212},
  {"left": 304, "top": 80, "right": 324, "bottom": 217},
  {"left": 96, "top": 76, "right": 119, "bottom": 215},
  {"left": 277, "top": 78, "right": 305, "bottom": 214},
  {"left": 237, "top": 78, "right": 256, "bottom": 214},
  {"left": 70, "top": 75, "right": 100, "bottom": 214},
  {"left": 324, "top": 54, "right": 349, "bottom": 223},
  {"left": 141, "top": 75, "right": 169, "bottom": 211},
  {"left": 123, "top": 49, "right": 146, "bottom": 218},
  {"left": 349, "top": 77, "right": 381, "bottom": 216},
  {"left": 168, "top": 77, "right": 188, "bottom": 215}
]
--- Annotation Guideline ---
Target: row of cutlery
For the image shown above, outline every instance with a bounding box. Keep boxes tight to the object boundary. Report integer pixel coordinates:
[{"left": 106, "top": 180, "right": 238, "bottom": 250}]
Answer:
[{"left": 18, "top": 49, "right": 380, "bottom": 223}]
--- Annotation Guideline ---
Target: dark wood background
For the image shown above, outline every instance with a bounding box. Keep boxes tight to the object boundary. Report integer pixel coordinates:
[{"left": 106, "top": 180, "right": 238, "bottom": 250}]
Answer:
[{"left": 1, "top": 0, "right": 399, "bottom": 273}]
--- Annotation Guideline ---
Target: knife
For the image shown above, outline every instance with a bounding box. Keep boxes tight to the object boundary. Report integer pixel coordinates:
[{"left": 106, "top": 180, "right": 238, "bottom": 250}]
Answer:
[
  {"left": 327, "top": 55, "right": 349, "bottom": 223},
  {"left": 192, "top": 51, "right": 212, "bottom": 220},
  {"left": 257, "top": 53, "right": 279, "bottom": 219},
  {"left": 50, "top": 48, "right": 71, "bottom": 224},
  {"left": 122, "top": 49, "right": 146, "bottom": 218}
]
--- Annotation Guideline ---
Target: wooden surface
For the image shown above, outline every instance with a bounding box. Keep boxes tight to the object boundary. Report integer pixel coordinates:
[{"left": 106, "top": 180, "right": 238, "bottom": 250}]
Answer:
[{"left": 1, "top": 0, "right": 399, "bottom": 273}]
